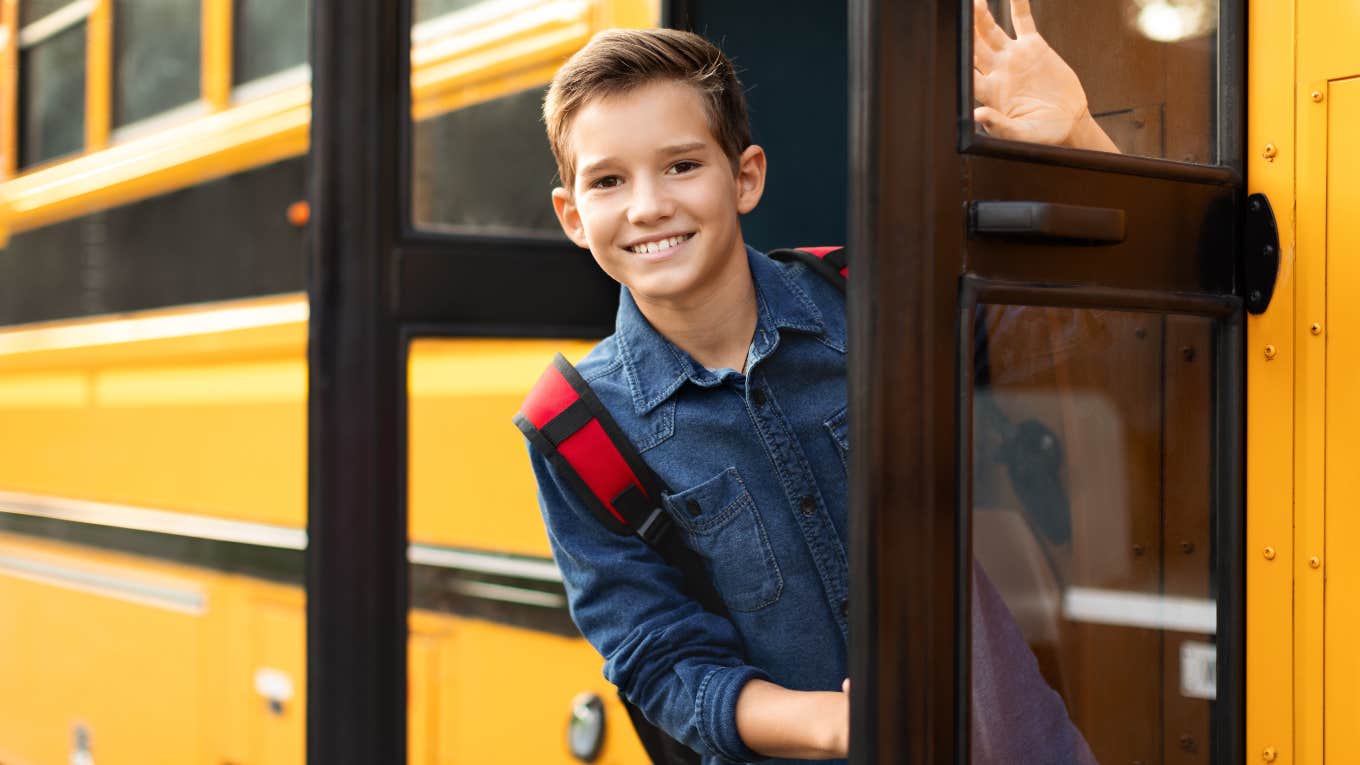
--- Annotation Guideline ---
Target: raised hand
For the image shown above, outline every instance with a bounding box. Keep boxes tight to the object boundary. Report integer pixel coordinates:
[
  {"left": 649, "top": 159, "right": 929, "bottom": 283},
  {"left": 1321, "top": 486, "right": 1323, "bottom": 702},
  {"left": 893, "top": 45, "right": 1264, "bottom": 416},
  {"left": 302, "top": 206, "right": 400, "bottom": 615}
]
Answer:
[{"left": 972, "top": 0, "right": 1118, "bottom": 152}]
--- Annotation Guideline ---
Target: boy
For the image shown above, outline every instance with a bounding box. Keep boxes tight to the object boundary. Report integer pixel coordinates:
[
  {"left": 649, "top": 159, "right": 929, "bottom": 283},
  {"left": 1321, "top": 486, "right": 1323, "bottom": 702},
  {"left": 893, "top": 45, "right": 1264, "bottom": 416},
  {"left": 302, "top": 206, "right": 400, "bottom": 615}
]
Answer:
[{"left": 529, "top": 14, "right": 1107, "bottom": 763}]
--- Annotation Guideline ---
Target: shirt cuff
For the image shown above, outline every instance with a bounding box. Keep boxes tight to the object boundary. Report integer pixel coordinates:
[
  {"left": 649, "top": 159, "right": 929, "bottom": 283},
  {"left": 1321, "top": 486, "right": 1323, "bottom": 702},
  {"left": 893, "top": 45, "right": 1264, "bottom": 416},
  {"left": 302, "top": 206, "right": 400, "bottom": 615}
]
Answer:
[{"left": 694, "top": 664, "right": 771, "bottom": 763}]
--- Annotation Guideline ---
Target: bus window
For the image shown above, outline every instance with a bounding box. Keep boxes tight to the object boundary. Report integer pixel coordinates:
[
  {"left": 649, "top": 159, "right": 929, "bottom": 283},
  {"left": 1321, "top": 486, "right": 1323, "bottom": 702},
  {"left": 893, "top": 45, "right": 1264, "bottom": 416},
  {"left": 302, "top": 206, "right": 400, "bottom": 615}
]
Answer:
[
  {"left": 16, "top": 0, "right": 88, "bottom": 169},
  {"left": 112, "top": 0, "right": 202, "bottom": 131},
  {"left": 408, "top": 0, "right": 657, "bottom": 237},
  {"left": 232, "top": 0, "right": 309, "bottom": 92},
  {"left": 971, "top": 305, "right": 1217, "bottom": 764},
  {"left": 971, "top": 0, "right": 1219, "bottom": 164}
]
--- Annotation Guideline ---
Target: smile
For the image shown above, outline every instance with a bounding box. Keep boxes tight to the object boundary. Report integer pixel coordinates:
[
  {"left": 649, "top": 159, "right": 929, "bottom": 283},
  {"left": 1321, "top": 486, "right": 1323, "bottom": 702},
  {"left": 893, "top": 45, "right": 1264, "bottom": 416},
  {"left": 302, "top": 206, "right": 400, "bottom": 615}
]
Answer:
[{"left": 625, "top": 233, "right": 694, "bottom": 254}]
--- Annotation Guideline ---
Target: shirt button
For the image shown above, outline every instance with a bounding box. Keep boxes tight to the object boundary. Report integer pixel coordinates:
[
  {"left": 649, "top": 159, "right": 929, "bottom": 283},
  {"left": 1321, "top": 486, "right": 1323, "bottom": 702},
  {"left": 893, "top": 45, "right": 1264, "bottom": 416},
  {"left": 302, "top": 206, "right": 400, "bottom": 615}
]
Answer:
[
  {"left": 799, "top": 495, "right": 816, "bottom": 515},
  {"left": 686, "top": 500, "right": 702, "bottom": 517},
  {"left": 751, "top": 388, "right": 766, "bottom": 407}
]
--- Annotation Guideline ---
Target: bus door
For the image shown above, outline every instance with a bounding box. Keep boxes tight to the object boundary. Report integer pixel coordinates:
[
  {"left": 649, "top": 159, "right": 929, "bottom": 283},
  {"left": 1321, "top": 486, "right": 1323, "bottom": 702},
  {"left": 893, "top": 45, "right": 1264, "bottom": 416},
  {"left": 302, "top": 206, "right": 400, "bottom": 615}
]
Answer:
[
  {"left": 307, "top": 1, "right": 624, "bottom": 763},
  {"left": 850, "top": 1, "right": 1248, "bottom": 763}
]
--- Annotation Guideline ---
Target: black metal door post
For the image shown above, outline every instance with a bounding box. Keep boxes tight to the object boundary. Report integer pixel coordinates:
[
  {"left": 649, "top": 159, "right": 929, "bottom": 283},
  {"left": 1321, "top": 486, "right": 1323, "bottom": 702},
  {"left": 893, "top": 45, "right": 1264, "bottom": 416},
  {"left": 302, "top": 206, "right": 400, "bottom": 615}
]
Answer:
[{"left": 306, "top": 0, "right": 407, "bottom": 763}]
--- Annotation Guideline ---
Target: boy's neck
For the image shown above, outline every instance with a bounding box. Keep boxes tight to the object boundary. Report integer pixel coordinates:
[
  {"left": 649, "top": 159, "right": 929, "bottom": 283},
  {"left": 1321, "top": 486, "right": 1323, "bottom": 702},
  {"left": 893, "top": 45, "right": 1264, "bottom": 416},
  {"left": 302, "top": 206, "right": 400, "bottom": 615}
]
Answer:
[{"left": 632, "top": 249, "right": 758, "bottom": 374}]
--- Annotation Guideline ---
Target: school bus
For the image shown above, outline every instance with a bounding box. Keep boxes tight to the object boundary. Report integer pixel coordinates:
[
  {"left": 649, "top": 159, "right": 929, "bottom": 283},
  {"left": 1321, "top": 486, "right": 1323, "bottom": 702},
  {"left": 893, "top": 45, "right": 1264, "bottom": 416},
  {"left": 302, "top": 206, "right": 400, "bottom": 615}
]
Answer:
[{"left": 0, "top": 0, "right": 1356, "bottom": 763}]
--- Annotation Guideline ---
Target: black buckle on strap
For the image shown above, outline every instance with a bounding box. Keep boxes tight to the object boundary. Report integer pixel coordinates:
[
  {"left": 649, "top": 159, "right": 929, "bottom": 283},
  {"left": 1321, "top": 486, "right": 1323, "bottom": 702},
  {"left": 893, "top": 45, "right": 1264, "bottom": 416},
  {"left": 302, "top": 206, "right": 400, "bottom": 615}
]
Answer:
[{"left": 613, "top": 484, "right": 672, "bottom": 546}]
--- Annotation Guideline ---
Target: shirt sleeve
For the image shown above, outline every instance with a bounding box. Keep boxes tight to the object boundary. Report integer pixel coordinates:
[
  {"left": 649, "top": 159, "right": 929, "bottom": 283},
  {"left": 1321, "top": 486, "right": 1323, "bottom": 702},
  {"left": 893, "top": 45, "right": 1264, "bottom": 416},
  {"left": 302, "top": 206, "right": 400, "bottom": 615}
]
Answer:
[{"left": 527, "top": 444, "right": 770, "bottom": 763}]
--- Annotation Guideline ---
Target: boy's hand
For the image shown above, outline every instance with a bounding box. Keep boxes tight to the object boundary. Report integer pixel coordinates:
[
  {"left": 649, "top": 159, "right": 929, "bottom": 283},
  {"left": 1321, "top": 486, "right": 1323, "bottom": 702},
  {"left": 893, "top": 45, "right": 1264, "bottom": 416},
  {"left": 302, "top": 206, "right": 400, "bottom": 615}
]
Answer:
[
  {"left": 972, "top": 0, "right": 1118, "bottom": 153},
  {"left": 736, "top": 678, "right": 850, "bottom": 759}
]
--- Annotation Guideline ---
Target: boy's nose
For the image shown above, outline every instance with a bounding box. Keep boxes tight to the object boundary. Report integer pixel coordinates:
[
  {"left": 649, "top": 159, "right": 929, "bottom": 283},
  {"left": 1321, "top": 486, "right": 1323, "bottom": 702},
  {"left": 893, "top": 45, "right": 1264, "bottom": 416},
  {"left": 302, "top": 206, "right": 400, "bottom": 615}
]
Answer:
[{"left": 626, "top": 180, "right": 675, "bottom": 225}]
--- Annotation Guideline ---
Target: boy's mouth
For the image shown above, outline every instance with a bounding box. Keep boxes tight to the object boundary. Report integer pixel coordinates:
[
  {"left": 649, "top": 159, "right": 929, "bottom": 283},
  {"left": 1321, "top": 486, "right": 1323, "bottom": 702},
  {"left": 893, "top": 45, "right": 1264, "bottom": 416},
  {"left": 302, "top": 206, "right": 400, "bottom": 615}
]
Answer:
[{"left": 624, "top": 232, "right": 694, "bottom": 254}]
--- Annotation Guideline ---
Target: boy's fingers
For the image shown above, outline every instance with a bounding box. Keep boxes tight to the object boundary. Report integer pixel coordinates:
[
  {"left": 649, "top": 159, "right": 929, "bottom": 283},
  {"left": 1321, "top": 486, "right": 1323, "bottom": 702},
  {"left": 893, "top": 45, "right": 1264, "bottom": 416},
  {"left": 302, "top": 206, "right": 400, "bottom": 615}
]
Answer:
[
  {"left": 973, "top": 69, "right": 995, "bottom": 105},
  {"left": 842, "top": 678, "right": 851, "bottom": 694},
  {"left": 973, "top": 0, "right": 1010, "bottom": 50},
  {"left": 973, "top": 33, "right": 997, "bottom": 73},
  {"left": 973, "top": 105, "right": 1008, "bottom": 136},
  {"left": 1010, "top": 0, "right": 1038, "bottom": 36}
]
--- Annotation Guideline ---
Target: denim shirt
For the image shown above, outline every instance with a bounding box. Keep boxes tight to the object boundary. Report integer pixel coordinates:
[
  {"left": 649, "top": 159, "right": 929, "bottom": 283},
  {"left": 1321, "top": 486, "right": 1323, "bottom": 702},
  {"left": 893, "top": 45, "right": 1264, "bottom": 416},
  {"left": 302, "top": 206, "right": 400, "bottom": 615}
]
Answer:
[
  {"left": 529, "top": 247, "right": 850, "bottom": 764},
  {"left": 528, "top": 248, "right": 1094, "bottom": 764}
]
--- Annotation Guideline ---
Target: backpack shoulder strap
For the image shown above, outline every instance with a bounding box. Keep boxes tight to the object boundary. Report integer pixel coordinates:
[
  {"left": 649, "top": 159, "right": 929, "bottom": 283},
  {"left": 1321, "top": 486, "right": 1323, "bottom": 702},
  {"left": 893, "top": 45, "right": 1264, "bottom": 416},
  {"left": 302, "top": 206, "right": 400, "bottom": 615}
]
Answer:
[
  {"left": 514, "top": 354, "right": 674, "bottom": 546},
  {"left": 767, "top": 246, "right": 847, "bottom": 294}
]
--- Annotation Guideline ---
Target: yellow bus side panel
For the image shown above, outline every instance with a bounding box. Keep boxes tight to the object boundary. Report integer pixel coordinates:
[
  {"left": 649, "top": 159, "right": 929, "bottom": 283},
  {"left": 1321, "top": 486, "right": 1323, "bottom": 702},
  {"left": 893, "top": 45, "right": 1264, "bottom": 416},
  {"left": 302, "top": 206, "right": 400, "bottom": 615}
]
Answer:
[
  {"left": 0, "top": 538, "right": 206, "bottom": 765},
  {"left": 408, "top": 338, "right": 595, "bottom": 555},
  {"left": 1246, "top": 0, "right": 1297, "bottom": 760},
  {"left": 1324, "top": 75, "right": 1360, "bottom": 764}
]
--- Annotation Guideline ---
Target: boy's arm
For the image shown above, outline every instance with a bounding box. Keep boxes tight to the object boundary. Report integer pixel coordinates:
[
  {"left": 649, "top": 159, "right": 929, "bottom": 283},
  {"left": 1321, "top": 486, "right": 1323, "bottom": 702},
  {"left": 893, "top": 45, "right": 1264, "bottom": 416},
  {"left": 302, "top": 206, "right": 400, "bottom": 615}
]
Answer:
[
  {"left": 736, "top": 678, "right": 850, "bottom": 759},
  {"left": 528, "top": 446, "right": 771, "bottom": 762}
]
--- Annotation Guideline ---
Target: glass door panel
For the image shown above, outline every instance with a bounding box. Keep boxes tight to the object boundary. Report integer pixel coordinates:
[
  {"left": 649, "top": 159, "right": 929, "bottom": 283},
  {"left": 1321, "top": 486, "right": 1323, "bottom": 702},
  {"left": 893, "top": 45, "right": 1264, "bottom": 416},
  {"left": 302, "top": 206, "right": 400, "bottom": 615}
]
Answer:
[
  {"left": 970, "top": 304, "right": 1219, "bottom": 764},
  {"left": 971, "top": 0, "right": 1220, "bottom": 163}
]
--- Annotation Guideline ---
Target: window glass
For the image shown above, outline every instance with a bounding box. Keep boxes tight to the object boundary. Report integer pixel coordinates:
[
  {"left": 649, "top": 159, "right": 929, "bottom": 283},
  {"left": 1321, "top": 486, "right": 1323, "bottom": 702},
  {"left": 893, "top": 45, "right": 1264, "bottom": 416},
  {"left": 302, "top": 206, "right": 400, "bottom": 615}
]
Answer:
[
  {"left": 232, "top": 0, "right": 308, "bottom": 86},
  {"left": 970, "top": 305, "right": 1218, "bottom": 763},
  {"left": 112, "top": 0, "right": 202, "bottom": 128},
  {"left": 411, "top": 85, "right": 563, "bottom": 236},
  {"left": 18, "top": 21, "right": 86, "bottom": 168},
  {"left": 970, "top": 0, "right": 1218, "bottom": 163},
  {"left": 20, "top": 0, "right": 73, "bottom": 26},
  {"left": 408, "top": 0, "right": 661, "bottom": 237},
  {"left": 415, "top": 0, "right": 485, "bottom": 23}
]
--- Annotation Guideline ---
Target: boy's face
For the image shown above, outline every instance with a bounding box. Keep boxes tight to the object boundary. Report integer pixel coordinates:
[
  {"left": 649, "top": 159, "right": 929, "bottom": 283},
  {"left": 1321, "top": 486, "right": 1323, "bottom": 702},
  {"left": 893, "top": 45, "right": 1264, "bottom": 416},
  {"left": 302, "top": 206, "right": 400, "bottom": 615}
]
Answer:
[{"left": 551, "top": 80, "right": 765, "bottom": 308}]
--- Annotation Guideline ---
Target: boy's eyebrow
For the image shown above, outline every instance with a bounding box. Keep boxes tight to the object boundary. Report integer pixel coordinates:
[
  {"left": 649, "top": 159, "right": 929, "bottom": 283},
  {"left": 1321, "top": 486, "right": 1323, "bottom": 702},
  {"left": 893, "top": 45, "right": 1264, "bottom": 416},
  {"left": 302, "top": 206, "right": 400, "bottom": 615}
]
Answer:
[
  {"left": 577, "top": 142, "right": 710, "bottom": 179},
  {"left": 657, "top": 141, "right": 708, "bottom": 156}
]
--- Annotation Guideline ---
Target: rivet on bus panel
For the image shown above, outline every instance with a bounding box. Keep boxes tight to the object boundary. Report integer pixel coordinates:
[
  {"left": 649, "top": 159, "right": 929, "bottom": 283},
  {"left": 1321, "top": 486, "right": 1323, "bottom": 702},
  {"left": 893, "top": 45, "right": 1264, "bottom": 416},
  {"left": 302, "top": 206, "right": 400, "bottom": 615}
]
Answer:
[
  {"left": 1311, "top": 323, "right": 1322, "bottom": 335},
  {"left": 1312, "top": 90, "right": 1324, "bottom": 103},
  {"left": 1310, "top": 556, "right": 1322, "bottom": 569},
  {"left": 1262, "top": 747, "right": 1278, "bottom": 762},
  {"left": 1262, "top": 143, "right": 1277, "bottom": 161},
  {"left": 1263, "top": 546, "right": 1276, "bottom": 561},
  {"left": 1264, "top": 345, "right": 1277, "bottom": 360}
]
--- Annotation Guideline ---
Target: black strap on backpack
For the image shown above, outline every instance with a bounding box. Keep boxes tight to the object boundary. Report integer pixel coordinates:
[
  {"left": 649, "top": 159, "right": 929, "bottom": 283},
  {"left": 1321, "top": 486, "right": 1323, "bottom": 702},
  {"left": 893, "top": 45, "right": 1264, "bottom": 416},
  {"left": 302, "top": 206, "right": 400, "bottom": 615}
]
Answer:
[{"left": 514, "top": 247, "right": 848, "bottom": 764}]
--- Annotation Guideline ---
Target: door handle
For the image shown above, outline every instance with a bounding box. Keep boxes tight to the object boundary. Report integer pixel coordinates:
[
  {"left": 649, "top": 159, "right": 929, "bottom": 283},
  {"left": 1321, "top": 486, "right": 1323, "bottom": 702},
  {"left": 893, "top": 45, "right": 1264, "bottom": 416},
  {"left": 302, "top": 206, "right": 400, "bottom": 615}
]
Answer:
[{"left": 969, "top": 201, "right": 1126, "bottom": 245}]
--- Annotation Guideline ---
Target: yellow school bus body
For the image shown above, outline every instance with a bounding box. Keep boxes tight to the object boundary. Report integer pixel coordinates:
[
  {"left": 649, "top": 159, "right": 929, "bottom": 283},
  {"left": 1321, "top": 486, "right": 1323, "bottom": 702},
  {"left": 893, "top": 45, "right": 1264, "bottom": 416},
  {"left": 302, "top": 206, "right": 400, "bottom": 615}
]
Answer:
[
  {"left": 0, "top": 300, "right": 648, "bottom": 764},
  {"left": 0, "top": 0, "right": 657, "bottom": 762}
]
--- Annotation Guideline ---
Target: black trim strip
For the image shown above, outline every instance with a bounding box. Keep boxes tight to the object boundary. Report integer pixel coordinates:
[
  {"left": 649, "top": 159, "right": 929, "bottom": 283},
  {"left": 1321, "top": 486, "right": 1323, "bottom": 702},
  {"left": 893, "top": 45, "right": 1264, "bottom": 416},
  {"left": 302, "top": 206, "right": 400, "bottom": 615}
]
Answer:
[
  {"left": 0, "top": 511, "right": 577, "bottom": 636},
  {"left": 541, "top": 397, "right": 593, "bottom": 447}
]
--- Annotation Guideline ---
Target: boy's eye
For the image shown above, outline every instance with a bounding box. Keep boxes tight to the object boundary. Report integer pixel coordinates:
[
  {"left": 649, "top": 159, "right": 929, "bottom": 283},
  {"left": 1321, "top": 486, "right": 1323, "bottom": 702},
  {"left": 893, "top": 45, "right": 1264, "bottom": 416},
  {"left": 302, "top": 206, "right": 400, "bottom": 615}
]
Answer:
[
  {"left": 666, "top": 160, "right": 700, "bottom": 175},
  {"left": 590, "top": 175, "right": 622, "bottom": 190}
]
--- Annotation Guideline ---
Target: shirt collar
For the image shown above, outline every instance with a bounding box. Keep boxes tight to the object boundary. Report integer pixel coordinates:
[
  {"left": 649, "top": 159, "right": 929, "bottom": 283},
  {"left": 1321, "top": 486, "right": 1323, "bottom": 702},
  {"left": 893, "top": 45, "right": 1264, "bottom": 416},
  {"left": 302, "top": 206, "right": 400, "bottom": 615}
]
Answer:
[{"left": 615, "top": 246, "right": 831, "bottom": 415}]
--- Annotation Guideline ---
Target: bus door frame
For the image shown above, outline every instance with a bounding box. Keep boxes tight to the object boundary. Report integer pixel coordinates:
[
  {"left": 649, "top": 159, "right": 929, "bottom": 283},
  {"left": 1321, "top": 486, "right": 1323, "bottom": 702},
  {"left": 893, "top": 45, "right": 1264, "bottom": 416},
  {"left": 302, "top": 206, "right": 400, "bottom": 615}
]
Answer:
[
  {"left": 305, "top": 1, "right": 619, "bottom": 763},
  {"left": 846, "top": 0, "right": 1247, "bottom": 762}
]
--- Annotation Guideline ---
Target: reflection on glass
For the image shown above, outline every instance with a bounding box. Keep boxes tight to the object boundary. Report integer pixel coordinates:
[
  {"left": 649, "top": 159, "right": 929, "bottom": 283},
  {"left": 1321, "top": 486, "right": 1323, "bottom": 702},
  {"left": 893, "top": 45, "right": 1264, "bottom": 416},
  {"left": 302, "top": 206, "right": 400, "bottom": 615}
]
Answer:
[
  {"left": 971, "top": 305, "right": 1217, "bottom": 764},
  {"left": 971, "top": 0, "right": 1218, "bottom": 164},
  {"left": 18, "top": 22, "right": 87, "bottom": 168},
  {"left": 233, "top": 0, "right": 309, "bottom": 87},
  {"left": 112, "top": 0, "right": 202, "bottom": 127},
  {"left": 406, "top": 339, "right": 650, "bottom": 763},
  {"left": 409, "top": 0, "right": 596, "bottom": 236}
]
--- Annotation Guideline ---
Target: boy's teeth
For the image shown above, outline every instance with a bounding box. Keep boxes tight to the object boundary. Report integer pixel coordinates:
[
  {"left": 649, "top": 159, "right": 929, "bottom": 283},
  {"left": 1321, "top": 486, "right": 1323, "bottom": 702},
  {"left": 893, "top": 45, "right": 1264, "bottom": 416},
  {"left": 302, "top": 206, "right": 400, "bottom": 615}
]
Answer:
[{"left": 631, "top": 234, "right": 690, "bottom": 253}]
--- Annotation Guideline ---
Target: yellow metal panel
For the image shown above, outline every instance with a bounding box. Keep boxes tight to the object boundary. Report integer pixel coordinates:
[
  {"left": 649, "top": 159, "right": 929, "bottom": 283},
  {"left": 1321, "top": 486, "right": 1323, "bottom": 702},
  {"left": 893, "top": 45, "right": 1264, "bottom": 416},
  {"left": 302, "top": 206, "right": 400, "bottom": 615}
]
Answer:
[
  {"left": 1247, "top": 0, "right": 1297, "bottom": 760},
  {"left": 1324, "top": 75, "right": 1360, "bottom": 763},
  {"left": 1, "top": 0, "right": 18, "bottom": 180},
  {"left": 85, "top": 0, "right": 111, "bottom": 150},
  {"left": 249, "top": 601, "right": 306, "bottom": 765},
  {"left": 1298, "top": 0, "right": 1360, "bottom": 84},
  {"left": 202, "top": 0, "right": 232, "bottom": 110},
  {"left": 408, "top": 338, "right": 595, "bottom": 555},
  {"left": 435, "top": 616, "right": 647, "bottom": 764},
  {"left": 0, "top": 535, "right": 205, "bottom": 764}
]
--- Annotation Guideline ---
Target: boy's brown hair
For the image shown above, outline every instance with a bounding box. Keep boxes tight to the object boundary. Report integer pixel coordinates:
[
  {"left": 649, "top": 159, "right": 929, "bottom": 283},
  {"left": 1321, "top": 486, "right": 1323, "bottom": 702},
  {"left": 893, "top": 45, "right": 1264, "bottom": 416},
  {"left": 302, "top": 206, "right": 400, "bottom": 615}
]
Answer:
[{"left": 544, "top": 28, "right": 751, "bottom": 189}]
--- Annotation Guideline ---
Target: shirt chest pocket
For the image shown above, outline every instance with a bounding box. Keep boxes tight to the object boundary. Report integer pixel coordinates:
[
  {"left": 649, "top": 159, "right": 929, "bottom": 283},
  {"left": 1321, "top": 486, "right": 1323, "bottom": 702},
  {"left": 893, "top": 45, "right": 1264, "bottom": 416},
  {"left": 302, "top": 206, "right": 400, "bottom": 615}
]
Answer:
[
  {"left": 825, "top": 406, "right": 849, "bottom": 473},
  {"left": 663, "top": 467, "right": 784, "bottom": 613}
]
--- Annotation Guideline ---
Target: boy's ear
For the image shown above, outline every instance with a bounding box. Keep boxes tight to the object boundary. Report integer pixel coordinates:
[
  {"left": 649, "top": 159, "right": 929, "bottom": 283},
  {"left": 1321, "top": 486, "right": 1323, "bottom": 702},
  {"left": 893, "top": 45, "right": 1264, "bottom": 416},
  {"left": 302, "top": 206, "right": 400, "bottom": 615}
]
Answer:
[
  {"left": 551, "top": 186, "right": 590, "bottom": 249},
  {"left": 734, "top": 144, "right": 767, "bottom": 215}
]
